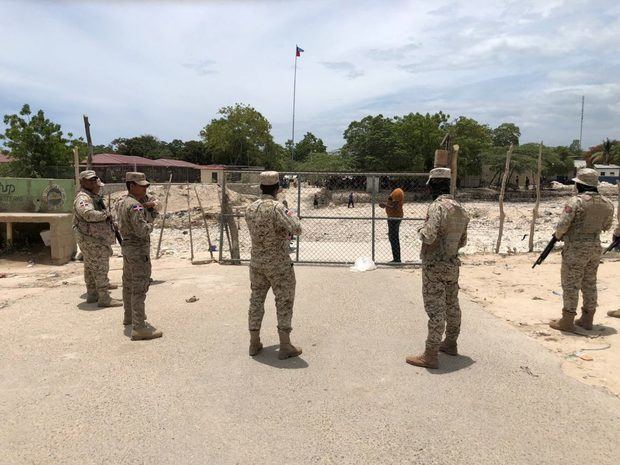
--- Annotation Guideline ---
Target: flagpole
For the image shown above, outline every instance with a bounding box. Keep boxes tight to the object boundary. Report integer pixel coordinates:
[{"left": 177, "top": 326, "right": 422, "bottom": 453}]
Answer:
[{"left": 291, "top": 49, "right": 298, "bottom": 160}]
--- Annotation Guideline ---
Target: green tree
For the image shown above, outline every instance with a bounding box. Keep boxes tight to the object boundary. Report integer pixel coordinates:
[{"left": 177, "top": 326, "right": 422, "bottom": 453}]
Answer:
[
  {"left": 492, "top": 123, "right": 520, "bottom": 147},
  {"left": 294, "top": 152, "right": 352, "bottom": 172},
  {"left": 200, "top": 103, "right": 280, "bottom": 168},
  {"left": 111, "top": 134, "right": 171, "bottom": 159},
  {"left": 290, "top": 132, "right": 327, "bottom": 162},
  {"left": 590, "top": 138, "right": 616, "bottom": 165},
  {"left": 394, "top": 111, "right": 449, "bottom": 171},
  {"left": 342, "top": 115, "right": 403, "bottom": 171},
  {"left": 177, "top": 140, "right": 212, "bottom": 165},
  {"left": 0, "top": 104, "right": 82, "bottom": 177},
  {"left": 447, "top": 117, "right": 493, "bottom": 176}
]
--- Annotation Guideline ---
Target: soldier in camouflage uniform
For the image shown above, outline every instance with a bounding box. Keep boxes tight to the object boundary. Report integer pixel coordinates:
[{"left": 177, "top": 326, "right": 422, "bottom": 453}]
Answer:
[
  {"left": 608, "top": 190, "right": 620, "bottom": 318},
  {"left": 406, "top": 168, "right": 469, "bottom": 369},
  {"left": 118, "top": 172, "right": 162, "bottom": 341},
  {"left": 73, "top": 170, "right": 122, "bottom": 307},
  {"left": 245, "top": 171, "right": 303, "bottom": 359},
  {"left": 550, "top": 168, "right": 614, "bottom": 331}
]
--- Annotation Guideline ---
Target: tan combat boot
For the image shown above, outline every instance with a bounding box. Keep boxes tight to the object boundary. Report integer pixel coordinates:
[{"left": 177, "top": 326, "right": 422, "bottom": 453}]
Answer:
[
  {"left": 98, "top": 297, "right": 123, "bottom": 308},
  {"left": 439, "top": 339, "right": 458, "bottom": 356},
  {"left": 549, "top": 311, "right": 576, "bottom": 333},
  {"left": 607, "top": 309, "right": 620, "bottom": 318},
  {"left": 131, "top": 323, "right": 163, "bottom": 341},
  {"left": 575, "top": 309, "right": 595, "bottom": 330},
  {"left": 278, "top": 330, "right": 302, "bottom": 360},
  {"left": 406, "top": 345, "right": 439, "bottom": 369},
  {"left": 249, "top": 330, "right": 263, "bottom": 356}
]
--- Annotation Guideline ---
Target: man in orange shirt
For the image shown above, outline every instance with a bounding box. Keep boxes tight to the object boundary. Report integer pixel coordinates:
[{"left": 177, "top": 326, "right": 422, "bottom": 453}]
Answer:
[{"left": 380, "top": 186, "right": 404, "bottom": 263}]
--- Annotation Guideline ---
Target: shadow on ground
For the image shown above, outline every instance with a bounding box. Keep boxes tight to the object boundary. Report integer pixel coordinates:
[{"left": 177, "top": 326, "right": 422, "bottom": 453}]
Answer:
[
  {"left": 428, "top": 355, "right": 476, "bottom": 374},
  {"left": 251, "top": 345, "right": 309, "bottom": 369}
]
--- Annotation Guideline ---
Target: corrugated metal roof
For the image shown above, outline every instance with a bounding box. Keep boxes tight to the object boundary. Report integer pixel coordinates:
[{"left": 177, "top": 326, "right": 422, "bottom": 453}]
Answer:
[
  {"left": 91, "top": 154, "right": 204, "bottom": 169},
  {"left": 157, "top": 158, "right": 203, "bottom": 169}
]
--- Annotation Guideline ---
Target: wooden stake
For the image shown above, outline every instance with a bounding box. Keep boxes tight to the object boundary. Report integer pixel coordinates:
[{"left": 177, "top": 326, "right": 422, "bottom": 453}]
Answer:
[
  {"left": 221, "top": 188, "right": 241, "bottom": 264},
  {"left": 187, "top": 183, "right": 194, "bottom": 262},
  {"left": 83, "top": 115, "right": 94, "bottom": 170},
  {"left": 495, "top": 143, "right": 514, "bottom": 254},
  {"left": 193, "top": 184, "right": 215, "bottom": 261},
  {"left": 155, "top": 174, "right": 173, "bottom": 259},
  {"left": 528, "top": 142, "right": 543, "bottom": 252},
  {"left": 73, "top": 147, "right": 80, "bottom": 193},
  {"left": 450, "top": 144, "right": 459, "bottom": 196}
]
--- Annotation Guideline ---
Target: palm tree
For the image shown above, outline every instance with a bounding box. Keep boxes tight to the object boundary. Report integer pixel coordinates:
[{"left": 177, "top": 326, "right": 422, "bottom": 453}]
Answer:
[{"left": 591, "top": 138, "right": 614, "bottom": 165}]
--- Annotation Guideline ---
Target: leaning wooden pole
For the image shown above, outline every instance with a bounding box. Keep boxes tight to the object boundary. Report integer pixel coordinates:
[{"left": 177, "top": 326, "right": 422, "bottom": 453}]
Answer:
[
  {"left": 528, "top": 142, "right": 543, "bottom": 252},
  {"left": 194, "top": 184, "right": 215, "bottom": 260},
  {"left": 495, "top": 143, "right": 514, "bottom": 253},
  {"left": 83, "top": 115, "right": 94, "bottom": 170},
  {"left": 155, "top": 174, "right": 173, "bottom": 259},
  {"left": 73, "top": 147, "right": 80, "bottom": 193},
  {"left": 186, "top": 183, "right": 195, "bottom": 262}
]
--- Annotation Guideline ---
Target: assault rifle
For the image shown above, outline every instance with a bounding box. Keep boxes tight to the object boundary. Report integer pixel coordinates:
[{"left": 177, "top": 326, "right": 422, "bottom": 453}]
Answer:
[
  {"left": 97, "top": 197, "right": 123, "bottom": 246},
  {"left": 604, "top": 236, "right": 620, "bottom": 254},
  {"left": 532, "top": 235, "right": 558, "bottom": 268}
]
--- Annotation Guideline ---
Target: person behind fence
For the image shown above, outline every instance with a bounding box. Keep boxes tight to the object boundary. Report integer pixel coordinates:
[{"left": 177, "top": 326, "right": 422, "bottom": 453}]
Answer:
[
  {"left": 73, "top": 170, "right": 122, "bottom": 308},
  {"left": 549, "top": 168, "right": 614, "bottom": 332},
  {"left": 348, "top": 191, "right": 354, "bottom": 208},
  {"left": 379, "top": 185, "right": 404, "bottom": 263},
  {"left": 313, "top": 194, "right": 319, "bottom": 209},
  {"left": 245, "top": 171, "right": 303, "bottom": 359},
  {"left": 118, "top": 172, "right": 162, "bottom": 341},
  {"left": 406, "top": 168, "right": 469, "bottom": 369}
]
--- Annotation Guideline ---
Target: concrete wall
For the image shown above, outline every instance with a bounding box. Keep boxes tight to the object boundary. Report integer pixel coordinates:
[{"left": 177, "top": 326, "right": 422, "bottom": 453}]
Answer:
[{"left": 0, "top": 177, "right": 75, "bottom": 213}]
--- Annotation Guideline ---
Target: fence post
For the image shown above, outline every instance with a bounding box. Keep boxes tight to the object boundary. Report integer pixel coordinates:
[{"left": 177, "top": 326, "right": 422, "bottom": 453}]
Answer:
[
  {"left": 295, "top": 174, "right": 301, "bottom": 262},
  {"left": 218, "top": 171, "right": 226, "bottom": 262},
  {"left": 371, "top": 175, "right": 376, "bottom": 262}
]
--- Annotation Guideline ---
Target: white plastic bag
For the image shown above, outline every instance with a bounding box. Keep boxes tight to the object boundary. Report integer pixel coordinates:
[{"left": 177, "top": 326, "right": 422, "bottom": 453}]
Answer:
[{"left": 350, "top": 256, "right": 377, "bottom": 272}]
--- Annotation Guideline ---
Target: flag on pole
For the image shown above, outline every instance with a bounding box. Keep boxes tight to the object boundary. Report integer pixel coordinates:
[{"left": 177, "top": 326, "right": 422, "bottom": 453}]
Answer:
[{"left": 296, "top": 45, "right": 304, "bottom": 57}]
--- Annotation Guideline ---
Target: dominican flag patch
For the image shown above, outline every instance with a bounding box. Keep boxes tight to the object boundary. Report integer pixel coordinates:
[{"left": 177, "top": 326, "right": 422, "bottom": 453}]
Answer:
[
  {"left": 78, "top": 200, "right": 88, "bottom": 208},
  {"left": 132, "top": 204, "right": 144, "bottom": 212}
]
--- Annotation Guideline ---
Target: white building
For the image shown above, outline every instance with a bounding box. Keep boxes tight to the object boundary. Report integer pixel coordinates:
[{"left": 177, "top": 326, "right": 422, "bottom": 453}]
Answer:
[{"left": 573, "top": 160, "right": 620, "bottom": 179}]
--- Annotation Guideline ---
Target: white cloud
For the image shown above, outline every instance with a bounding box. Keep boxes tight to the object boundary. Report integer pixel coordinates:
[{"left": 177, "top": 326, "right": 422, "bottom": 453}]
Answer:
[{"left": 0, "top": 0, "right": 618, "bottom": 150}]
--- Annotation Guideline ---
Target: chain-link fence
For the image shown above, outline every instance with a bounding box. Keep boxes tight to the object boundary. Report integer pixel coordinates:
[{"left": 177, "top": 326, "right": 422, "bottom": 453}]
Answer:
[{"left": 218, "top": 170, "right": 434, "bottom": 265}]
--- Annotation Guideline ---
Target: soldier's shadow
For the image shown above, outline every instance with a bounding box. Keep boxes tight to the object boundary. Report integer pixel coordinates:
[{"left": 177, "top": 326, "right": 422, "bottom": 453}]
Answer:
[
  {"left": 427, "top": 355, "right": 475, "bottom": 374},
  {"left": 251, "top": 345, "right": 309, "bottom": 369},
  {"left": 76, "top": 300, "right": 104, "bottom": 312}
]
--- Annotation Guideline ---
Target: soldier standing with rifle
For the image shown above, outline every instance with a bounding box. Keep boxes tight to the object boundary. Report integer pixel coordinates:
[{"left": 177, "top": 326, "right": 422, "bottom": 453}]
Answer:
[
  {"left": 549, "top": 168, "right": 614, "bottom": 332},
  {"left": 73, "top": 170, "right": 122, "bottom": 308},
  {"left": 607, "top": 190, "right": 620, "bottom": 319}
]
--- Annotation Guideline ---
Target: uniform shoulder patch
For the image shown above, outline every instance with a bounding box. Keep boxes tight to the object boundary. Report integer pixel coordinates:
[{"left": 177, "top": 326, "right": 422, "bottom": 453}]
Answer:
[
  {"left": 78, "top": 200, "right": 88, "bottom": 207},
  {"left": 132, "top": 204, "right": 144, "bottom": 212},
  {"left": 564, "top": 205, "right": 573, "bottom": 213}
]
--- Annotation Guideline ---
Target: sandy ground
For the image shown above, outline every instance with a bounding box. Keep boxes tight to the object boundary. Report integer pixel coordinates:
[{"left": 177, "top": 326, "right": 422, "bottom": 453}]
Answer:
[
  {"left": 2, "top": 248, "right": 619, "bottom": 398},
  {"left": 1, "top": 257, "right": 619, "bottom": 464}
]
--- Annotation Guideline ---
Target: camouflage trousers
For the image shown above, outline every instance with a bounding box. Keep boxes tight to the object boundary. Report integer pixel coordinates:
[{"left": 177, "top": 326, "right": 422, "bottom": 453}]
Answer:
[
  {"left": 248, "top": 263, "right": 296, "bottom": 333},
  {"left": 122, "top": 244, "right": 151, "bottom": 328},
  {"left": 422, "top": 261, "right": 461, "bottom": 350},
  {"left": 561, "top": 241, "right": 601, "bottom": 315},
  {"left": 77, "top": 237, "right": 112, "bottom": 301}
]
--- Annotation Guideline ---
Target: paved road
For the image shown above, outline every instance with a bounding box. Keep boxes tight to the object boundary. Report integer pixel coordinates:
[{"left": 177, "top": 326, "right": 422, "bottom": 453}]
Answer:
[{"left": 1, "top": 260, "right": 619, "bottom": 465}]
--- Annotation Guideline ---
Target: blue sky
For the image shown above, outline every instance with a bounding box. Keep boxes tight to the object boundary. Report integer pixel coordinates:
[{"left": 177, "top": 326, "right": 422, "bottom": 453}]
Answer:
[{"left": 1, "top": 0, "right": 619, "bottom": 150}]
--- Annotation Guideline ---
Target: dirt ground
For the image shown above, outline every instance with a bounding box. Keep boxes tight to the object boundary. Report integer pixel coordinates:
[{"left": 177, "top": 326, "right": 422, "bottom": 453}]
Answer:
[{"left": 2, "top": 245, "right": 619, "bottom": 397}]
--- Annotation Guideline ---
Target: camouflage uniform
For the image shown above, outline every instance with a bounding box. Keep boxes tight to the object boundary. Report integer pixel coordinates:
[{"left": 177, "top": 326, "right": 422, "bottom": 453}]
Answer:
[
  {"left": 118, "top": 194, "right": 155, "bottom": 328},
  {"left": 419, "top": 194, "right": 469, "bottom": 350},
  {"left": 73, "top": 189, "right": 116, "bottom": 302},
  {"left": 555, "top": 193, "right": 614, "bottom": 316},
  {"left": 245, "top": 195, "right": 302, "bottom": 333}
]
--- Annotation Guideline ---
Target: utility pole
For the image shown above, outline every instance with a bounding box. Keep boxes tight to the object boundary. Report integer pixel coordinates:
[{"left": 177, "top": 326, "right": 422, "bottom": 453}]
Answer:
[{"left": 291, "top": 45, "right": 304, "bottom": 160}]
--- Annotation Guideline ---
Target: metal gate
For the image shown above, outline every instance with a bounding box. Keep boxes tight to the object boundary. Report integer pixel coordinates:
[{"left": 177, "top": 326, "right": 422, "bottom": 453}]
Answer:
[{"left": 218, "top": 170, "right": 432, "bottom": 265}]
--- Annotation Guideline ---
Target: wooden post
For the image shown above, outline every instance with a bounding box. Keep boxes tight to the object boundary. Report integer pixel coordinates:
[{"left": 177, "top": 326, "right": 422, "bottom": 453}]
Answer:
[
  {"left": 155, "top": 174, "right": 173, "bottom": 259},
  {"left": 222, "top": 187, "right": 241, "bottom": 264},
  {"left": 194, "top": 184, "right": 215, "bottom": 261},
  {"left": 528, "top": 142, "right": 543, "bottom": 252},
  {"left": 83, "top": 115, "right": 94, "bottom": 170},
  {"left": 186, "top": 183, "right": 194, "bottom": 262},
  {"left": 73, "top": 147, "right": 80, "bottom": 193},
  {"left": 450, "top": 144, "right": 459, "bottom": 196},
  {"left": 495, "top": 143, "right": 514, "bottom": 253}
]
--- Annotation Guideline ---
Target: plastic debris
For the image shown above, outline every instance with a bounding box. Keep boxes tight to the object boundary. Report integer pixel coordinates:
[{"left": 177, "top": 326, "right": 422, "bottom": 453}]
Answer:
[
  {"left": 349, "top": 257, "right": 377, "bottom": 272},
  {"left": 185, "top": 296, "right": 199, "bottom": 303}
]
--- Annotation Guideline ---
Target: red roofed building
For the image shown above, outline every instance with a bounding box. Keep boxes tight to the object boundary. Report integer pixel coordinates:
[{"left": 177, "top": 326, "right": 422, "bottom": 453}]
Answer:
[{"left": 86, "top": 153, "right": 203, "bottom": 183}]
